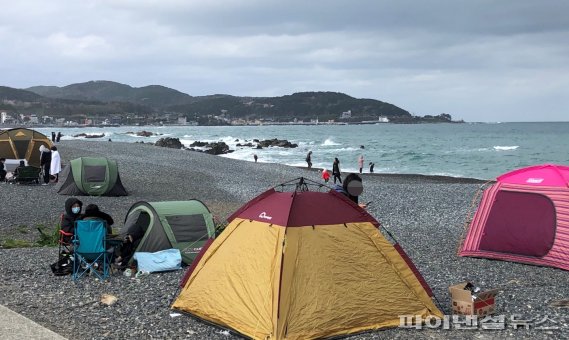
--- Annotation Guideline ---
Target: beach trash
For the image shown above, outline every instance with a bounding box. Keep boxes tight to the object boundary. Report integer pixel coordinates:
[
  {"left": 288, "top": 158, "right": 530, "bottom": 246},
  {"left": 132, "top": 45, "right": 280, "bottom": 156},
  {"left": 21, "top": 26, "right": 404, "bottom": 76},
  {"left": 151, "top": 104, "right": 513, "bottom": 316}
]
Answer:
[
  {"left": 449, "top": 282, "right": 498, "bottom": 316},
  {"left": 100, "top": 294, "right": 118, "bottom": 306}
]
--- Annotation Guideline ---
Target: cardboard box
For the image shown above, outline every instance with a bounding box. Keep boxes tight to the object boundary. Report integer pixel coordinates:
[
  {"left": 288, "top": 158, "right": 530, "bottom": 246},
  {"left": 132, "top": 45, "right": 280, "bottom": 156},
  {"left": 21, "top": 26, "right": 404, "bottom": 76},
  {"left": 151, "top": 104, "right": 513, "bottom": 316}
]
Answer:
[{"left": 449, "top": 282, "right": 498, "bottom": 316}]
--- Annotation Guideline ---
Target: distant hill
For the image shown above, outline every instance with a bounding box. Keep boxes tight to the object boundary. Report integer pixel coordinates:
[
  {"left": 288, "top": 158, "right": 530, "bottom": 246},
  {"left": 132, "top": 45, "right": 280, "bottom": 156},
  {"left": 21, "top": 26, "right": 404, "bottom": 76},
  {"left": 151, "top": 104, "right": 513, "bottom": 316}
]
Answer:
[
  {"left": 0, "top": 80, "right": 455, "bottom": 123},
  {"left": 168, "top": 91, "right": 411, "bottom": 121},
  {"left": 27, "top": 81, "right": 192, "bottom": 108},
  {"left": 0, "top": 86, "right": 43, "bottom": 102}
]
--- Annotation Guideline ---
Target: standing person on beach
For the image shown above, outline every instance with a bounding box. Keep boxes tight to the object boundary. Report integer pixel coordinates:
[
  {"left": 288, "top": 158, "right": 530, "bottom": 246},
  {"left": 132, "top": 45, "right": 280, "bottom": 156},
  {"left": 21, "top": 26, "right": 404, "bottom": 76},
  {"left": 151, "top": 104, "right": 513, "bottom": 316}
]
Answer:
[
  {"left": 306, "top": 151, "right": 313, "bottom": 169},
  {"left": 369, "top": 162, "right": 375, "bottom": 173},
  {"left": 51, "top": 132, "right": 56, "bottom": 142},
  {"left": 50, "top": 146, "right": 61, "bottom": 183},
  {"left": 253, "top": 154, "right": 258, "bottom": 163},
  {"left": 39, "top": 145, "right": 51, "bottom": 185},
  {"left": 358, "top": 155, "right": 364, "bottom": 174},
  {"left": 56, "top": 132, "right": 62, "bottom": 143},
  {"left": 0, "top": 158, "right": 6, "bottom": 182},
  {"left": 332, "top": 157, "right": 342, "bottom": 184}
]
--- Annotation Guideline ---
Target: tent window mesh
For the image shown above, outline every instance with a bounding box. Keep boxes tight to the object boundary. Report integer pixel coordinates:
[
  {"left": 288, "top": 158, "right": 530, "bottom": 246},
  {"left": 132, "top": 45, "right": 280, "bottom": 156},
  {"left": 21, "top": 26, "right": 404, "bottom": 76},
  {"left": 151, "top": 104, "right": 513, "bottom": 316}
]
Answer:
[
  {"left": 84, "top": 165, "right": 107, "bottom": 182},
  {"left": 166, "top": 215, "right": 208, "bottom": 242}
]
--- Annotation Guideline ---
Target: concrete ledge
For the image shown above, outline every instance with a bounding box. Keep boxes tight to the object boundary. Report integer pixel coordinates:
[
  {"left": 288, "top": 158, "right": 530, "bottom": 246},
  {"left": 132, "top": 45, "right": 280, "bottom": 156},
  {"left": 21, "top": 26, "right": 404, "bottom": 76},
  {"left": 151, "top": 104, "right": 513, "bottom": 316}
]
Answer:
[{"left": 0, "top": 304, "right": 67, "bottom": 340}]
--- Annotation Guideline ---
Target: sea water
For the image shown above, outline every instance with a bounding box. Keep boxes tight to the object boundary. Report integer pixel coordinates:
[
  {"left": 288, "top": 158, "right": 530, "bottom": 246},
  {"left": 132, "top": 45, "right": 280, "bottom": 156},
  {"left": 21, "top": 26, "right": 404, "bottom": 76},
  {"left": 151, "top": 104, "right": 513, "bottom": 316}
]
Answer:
[{"left": 36, "top": 122, "right": 569, "bottom": 180}]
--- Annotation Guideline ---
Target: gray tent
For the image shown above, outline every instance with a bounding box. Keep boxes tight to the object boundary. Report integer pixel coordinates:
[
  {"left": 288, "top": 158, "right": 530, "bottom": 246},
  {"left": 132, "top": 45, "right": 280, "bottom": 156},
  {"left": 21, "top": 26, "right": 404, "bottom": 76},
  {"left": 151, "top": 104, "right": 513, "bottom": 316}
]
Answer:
[{"left": 121, "top": 200, "right": 216, "bottom": 264}]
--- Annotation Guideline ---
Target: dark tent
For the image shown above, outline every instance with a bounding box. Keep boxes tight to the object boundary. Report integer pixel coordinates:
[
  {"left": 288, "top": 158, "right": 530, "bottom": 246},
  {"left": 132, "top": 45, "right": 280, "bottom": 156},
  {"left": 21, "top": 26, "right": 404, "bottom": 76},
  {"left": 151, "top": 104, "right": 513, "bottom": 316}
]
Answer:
[
  {"left": 57, "top": 157, "right": 128, "bottom": 196},
  {"left": 121, "top": 200, "right": 216, "bottom": 264}
]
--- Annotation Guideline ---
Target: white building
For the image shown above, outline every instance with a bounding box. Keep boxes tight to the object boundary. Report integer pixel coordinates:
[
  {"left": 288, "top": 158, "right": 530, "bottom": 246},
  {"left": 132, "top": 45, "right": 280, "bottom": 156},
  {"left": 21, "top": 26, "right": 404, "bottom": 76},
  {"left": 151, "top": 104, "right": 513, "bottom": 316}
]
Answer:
[
  {"left": 0, "top": 111, "right": 8, "bottom": 124},
  {"left": 341, "top": 110, "right": 352, "bottom": 119}
]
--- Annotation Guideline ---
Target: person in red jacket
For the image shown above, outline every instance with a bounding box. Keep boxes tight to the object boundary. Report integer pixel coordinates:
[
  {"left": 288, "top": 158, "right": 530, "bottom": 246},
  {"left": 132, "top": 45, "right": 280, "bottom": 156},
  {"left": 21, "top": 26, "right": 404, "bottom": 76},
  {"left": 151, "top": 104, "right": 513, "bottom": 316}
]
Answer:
[{"left": 321, "top": 168, "right": 330, "bottom": 183}]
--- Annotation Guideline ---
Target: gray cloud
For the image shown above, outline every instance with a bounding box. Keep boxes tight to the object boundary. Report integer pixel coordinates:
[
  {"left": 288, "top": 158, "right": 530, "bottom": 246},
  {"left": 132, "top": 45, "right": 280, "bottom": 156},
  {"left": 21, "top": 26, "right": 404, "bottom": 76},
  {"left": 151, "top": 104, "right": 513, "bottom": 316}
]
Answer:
[{"left": 0, "top": 0, "right": 568, "bottom": 121}]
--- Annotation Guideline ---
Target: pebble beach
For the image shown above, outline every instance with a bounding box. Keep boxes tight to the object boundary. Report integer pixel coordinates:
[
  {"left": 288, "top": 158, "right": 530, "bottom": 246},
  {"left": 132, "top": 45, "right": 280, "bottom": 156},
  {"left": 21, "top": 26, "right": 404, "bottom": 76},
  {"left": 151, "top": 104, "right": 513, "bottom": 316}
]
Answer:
[{"left": 0, "top": 140, "right": 568, "bottom": 339}]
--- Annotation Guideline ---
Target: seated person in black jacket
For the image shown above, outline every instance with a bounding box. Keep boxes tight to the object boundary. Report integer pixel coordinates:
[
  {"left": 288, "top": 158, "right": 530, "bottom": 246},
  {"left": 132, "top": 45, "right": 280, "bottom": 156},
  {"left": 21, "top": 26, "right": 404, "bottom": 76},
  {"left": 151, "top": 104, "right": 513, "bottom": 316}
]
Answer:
[
  {"left": 333, "top": 173, "right": 367, "bottom": 208},
  {"left": 80, "top": 204, "right": 114, "bottom": 234},
  {"left": 13, "top": 160, "right": 25, "bottom": 178},
  {"left": 60, "top": 197, "right": 83, "bottom": 244},
  {"left": 115, "top": 218, "right": 146, "bottom": 269}
]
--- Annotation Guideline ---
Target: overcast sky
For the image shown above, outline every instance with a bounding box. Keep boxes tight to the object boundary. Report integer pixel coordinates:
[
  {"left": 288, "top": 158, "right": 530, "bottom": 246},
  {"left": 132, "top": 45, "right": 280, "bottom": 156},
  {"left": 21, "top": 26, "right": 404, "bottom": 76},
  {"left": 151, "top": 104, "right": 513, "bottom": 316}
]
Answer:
[{"left": 1, "top": 0, "right": 568, "bottom": 122}]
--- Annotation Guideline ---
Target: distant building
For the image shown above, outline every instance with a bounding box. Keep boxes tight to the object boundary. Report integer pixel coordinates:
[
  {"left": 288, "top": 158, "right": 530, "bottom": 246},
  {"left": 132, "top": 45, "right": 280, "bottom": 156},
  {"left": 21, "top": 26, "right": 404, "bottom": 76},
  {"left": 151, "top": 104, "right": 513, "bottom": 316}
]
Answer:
[
  {"left": 0, "top": 111, "right": 9, "bottom": 124},
  {"left": 29, "top": 115, "right": 39, "bottom": 124},
  {"left": 177, "top": 116, "right": 187, "bottom": 125},
  {"left": 341, "top": 110, "right": 352, "bottom": 119},
  {"left": 41, "top": 115, "right": 53, "bottom": 124}
]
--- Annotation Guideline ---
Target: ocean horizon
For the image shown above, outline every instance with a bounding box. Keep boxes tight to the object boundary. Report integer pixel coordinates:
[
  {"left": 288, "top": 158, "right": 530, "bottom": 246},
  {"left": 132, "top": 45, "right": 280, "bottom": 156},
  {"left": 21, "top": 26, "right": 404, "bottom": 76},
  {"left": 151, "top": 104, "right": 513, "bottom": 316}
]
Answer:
[{"left": 29, "top": 122, "right": 569, "bottom": 180}]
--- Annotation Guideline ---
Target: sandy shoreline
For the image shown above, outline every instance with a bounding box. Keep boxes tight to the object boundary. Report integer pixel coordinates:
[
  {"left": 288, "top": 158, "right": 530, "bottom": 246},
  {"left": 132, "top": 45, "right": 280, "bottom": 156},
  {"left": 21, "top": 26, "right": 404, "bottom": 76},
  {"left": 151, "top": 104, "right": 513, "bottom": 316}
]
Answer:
[{"left": 0, "top": 140, "right": 567, "bottom": 339}]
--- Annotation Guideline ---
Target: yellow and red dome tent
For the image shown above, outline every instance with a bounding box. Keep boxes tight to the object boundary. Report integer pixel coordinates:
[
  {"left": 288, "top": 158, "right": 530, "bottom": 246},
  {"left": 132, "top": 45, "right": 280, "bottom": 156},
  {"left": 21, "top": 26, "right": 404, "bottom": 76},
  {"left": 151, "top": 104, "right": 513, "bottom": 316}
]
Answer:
[
  {"left": 0, "top": 128, "right": 52, "bottom": 168},
  {"left": 173, "top": 178, "right": 442, "bottom": 339}
]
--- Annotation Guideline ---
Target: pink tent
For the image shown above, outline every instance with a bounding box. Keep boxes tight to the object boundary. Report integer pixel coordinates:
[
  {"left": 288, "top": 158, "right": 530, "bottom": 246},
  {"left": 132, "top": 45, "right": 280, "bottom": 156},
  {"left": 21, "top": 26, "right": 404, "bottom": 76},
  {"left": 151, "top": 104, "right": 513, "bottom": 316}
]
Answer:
[{"left": 460, "top": 164, "right": 569, "bottom": 271}]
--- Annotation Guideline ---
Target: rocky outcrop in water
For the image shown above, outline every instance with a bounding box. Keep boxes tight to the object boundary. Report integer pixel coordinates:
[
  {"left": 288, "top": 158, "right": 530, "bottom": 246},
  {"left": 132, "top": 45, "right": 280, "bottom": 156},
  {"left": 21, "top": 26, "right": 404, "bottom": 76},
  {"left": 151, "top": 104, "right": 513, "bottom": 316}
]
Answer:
[
  {"left": 236, "top": 142, "right": 254, "bottom": 147},
  {"left": 204, "top": 142, "right": 231, "bottom": 155},
  {"left": 188, "top": 141, "right": 232, "bottom": 155},
  {"left": 73, "top": 133, "right": 105, "bottom": 138},
  {"left": 155, "top": 137, "right": 183, "bottom": 149},
  {"left": 125, "top": 130, "right": 160, "bottom": 137},
  {"left": 257, "top": 138, "right": 298, "bottom": 148}
]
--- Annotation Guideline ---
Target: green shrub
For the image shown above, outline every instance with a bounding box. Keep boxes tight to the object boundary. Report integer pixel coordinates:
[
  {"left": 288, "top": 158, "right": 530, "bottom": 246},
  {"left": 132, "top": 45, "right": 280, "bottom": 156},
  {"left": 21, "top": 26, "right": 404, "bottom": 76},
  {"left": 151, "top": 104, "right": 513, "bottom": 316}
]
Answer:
[
  {"left": 1, "top": 239, "right": 34, "bottom": 249},
  {"left": 36, "top": 224, "right": 61, "bottom": 247}
]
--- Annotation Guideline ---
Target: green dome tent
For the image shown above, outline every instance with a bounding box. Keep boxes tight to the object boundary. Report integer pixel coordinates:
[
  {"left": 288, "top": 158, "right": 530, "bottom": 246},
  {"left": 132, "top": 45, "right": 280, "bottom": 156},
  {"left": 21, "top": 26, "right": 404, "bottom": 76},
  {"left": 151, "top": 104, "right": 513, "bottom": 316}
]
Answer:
[
  {"left": 121, "top": 201, "right": 216, "bottom": 264},
  {"left": 57, "top": 157, "right": 128, "bottom": 196},
  {"left": 0, "top": 128, "right": 52, "bottom": 168}
]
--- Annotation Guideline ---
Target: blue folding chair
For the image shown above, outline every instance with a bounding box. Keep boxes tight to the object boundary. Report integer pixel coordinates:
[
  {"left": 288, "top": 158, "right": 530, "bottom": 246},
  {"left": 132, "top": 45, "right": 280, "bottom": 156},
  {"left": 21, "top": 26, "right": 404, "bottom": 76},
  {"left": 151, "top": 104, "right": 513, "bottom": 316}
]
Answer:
[{"left": 72, "top": 220, "right": 111, "bottom": 281}]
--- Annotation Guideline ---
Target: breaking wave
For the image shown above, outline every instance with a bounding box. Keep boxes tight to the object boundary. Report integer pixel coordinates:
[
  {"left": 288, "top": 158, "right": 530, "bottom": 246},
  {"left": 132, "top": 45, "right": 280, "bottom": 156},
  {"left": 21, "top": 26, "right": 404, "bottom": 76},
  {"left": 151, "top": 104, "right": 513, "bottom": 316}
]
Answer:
[
  {"left": 493, "top": 146, "right": 519, "bottom": 151},
  {"left": 321, "top": 138, "right": 340, "bottom": 146}
]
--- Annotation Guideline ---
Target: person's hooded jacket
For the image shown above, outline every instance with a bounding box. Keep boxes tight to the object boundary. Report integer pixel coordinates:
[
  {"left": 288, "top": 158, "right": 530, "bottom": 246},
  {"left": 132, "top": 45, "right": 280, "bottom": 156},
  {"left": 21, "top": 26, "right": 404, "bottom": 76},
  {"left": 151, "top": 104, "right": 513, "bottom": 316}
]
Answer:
[
  {"left": 81, "top": 204, "right": 114, "bottom": 234},
  {"left": 39, "top": 145, "right": 51, "bottom": 166},
  {"left": 61, "top": 197, "right": 83, "bottom": 234}
]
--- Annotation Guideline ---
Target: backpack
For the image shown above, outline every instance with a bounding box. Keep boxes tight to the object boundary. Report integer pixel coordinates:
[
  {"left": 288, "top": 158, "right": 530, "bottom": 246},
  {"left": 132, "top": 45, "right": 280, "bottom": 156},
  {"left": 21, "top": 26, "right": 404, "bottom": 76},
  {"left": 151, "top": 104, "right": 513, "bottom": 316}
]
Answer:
[{"left": 50, "top": 256, "right": 74, "bottom": 276}]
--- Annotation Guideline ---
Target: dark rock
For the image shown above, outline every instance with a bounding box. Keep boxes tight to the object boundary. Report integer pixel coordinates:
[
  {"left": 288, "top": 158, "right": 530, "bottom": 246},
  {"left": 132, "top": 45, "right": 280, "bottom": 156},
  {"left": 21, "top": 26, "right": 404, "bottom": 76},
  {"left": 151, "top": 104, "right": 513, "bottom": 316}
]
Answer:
[
  {"left": 137, "top": 130, "right": 155, "bottom": 137},
  {"left": 73, "top": 133, "right": 105, "bottom": 139},
  {"left": 256, "top": 145, "right": 263, "bottom": 149},
  {"left": 155, "top": 137, "right": 183, "bottom": 149},
  {"left": 257, "top": 138, "right": 298, "bottom": 148},
  {"left": 237, "top": 143, "right": 253, "bottom": 147},
  {"left": 253, "top": 139, "right": 259, "bottom": 143},
  {"left": 189, "top": 141, "right": 208, "bottom": 147},
  {"left": 204, "top": 142, "right": 230, "bottom": 155}
]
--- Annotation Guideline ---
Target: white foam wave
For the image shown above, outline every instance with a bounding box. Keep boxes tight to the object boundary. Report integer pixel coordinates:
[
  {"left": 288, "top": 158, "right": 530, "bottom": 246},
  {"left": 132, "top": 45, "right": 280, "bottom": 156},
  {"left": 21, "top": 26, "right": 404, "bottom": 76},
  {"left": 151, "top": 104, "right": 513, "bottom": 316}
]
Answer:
[
  {"left": 321, "top": 138, "right": 340, "bottom": 146},
  {"left": 493, "top": 145, "right": 519, "bottom": 151}
]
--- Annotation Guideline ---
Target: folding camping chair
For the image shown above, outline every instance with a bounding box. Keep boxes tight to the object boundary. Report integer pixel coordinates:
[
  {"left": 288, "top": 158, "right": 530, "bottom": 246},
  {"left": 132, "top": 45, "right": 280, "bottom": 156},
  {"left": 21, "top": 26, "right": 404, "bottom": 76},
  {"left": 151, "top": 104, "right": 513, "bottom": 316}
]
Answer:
[
  {"left": 14, "top": 166, "right": 41, "bottom": 184},
  {"left": 50, "top": 214, "right": 75, "bottom": 276},
  {"left": 72, "top": 220, "right": 111, "bottom": 281}
]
